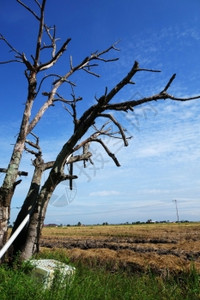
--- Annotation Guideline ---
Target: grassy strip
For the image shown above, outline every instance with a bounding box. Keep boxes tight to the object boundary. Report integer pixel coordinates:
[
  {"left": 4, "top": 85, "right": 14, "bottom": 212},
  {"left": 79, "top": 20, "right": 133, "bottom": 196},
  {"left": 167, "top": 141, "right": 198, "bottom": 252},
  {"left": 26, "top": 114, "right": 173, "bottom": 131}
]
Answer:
[{"left": 0, "top": 251, "right": 199, "bottom": 300}]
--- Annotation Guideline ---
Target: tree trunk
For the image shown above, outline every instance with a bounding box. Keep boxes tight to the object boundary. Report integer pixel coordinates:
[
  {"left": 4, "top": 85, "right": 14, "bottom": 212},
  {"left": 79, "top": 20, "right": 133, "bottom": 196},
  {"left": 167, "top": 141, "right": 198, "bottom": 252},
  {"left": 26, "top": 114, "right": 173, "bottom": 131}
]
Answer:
[
  {"left": 0, "top": 206, "right": 10, "bottom": 252},
  {"left": 13, "top": 118, "right": 97, "bottom": 260},
  {"left": 10, "top": 156, "right": 44, "bottom": 261},
  {"left": 0, "top": 141, "right": 25, "bottom": 257},
  {"left": 18, "top": 185, "right": 55, "bottom": 260},
  {"left": 0, "top": 73, "right": 37, "bottom": 256}
]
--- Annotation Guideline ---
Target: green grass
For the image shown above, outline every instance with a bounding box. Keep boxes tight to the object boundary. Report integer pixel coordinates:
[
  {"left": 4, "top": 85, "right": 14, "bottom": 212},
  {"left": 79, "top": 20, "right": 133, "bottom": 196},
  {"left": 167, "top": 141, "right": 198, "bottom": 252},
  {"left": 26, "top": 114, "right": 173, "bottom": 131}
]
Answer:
[{"left": 0, "top": 252, "right": 200, "bottom": 300}]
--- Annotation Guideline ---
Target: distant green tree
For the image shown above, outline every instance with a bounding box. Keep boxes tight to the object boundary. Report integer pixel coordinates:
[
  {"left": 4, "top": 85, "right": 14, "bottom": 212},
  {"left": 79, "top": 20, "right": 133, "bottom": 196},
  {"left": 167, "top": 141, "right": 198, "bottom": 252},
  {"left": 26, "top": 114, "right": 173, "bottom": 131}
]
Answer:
[{"left": 102, "top": 222, "right": 108, "bottom": 226}]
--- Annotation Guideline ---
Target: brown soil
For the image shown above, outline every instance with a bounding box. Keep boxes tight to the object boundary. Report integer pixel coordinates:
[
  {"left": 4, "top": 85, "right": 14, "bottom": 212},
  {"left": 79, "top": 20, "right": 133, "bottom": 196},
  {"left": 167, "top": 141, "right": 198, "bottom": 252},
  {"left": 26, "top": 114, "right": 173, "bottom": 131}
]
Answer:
[{"left": 40, "top": 223, "right": 200, "bottom": 275}]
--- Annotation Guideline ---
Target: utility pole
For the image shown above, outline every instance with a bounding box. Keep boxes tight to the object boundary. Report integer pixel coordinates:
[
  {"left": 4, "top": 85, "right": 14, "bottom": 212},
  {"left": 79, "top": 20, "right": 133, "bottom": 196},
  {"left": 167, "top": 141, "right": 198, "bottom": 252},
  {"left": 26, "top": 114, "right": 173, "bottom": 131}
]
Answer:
[{"left": 172, "top": 199, "right": 180, "bottom": 222}]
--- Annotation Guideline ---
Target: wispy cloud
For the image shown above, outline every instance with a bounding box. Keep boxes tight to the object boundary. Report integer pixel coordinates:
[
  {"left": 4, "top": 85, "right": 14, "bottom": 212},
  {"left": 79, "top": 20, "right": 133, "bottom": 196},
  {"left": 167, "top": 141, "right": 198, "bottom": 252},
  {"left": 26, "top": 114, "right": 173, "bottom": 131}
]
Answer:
[{"left": 89, "top": 190, "right": 120, "bottom": 197}]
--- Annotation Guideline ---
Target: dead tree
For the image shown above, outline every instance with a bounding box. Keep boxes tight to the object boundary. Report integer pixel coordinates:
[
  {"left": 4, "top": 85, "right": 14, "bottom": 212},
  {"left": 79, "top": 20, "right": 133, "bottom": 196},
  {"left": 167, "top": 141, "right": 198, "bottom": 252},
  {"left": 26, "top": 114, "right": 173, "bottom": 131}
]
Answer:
[
  {"left": 0, "top": 0, "right": 120, "bottom": 252},
  {"left": 0, "top": 0, "right": 200, "bottom": 261},
  {"left": 10, "top": 133, "right": 91, "bottom": 259}
]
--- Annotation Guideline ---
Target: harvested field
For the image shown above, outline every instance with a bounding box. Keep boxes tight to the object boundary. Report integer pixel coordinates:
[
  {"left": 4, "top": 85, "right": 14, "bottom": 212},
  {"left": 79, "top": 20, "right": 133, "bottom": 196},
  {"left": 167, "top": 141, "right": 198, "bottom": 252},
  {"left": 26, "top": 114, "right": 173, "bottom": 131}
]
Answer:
[{"left": 40, "top": 223, "right": 200, "bottom": 275}]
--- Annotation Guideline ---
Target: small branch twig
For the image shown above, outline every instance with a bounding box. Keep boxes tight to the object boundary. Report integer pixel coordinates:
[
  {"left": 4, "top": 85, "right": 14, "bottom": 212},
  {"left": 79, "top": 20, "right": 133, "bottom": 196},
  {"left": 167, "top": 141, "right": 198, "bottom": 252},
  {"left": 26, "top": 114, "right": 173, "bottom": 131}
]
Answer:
[
  {"left": 102, "top": 73, "right": 200, "bottom": 111},
  {"left": 161, "top": 73, "right": 176, "bottom": 93},
  {"left": 92, "top": 138, "right": 121, "bottom": 166},
  {"left": 17, "top": 0, "right": 40, "bottom": 21},
  {"left": 38, "top": 38, "right": 71, "bottom": 71},
  {"left": 0, "top": 168, "right": 28, "bottom": 176},
  {"left": 97, "top": 113, "right": 128, "bottom": 146}
]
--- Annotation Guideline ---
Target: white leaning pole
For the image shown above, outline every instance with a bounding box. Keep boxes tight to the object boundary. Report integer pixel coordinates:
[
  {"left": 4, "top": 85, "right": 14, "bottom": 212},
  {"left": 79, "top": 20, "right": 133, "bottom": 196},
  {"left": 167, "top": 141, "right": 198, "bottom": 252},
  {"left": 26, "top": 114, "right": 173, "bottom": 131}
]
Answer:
[
  {"left": 0, "top": 214, "right": 30, "bottom": 260},
  {"left": 0, "top": 154, "right": 73, "bottom": 260}
]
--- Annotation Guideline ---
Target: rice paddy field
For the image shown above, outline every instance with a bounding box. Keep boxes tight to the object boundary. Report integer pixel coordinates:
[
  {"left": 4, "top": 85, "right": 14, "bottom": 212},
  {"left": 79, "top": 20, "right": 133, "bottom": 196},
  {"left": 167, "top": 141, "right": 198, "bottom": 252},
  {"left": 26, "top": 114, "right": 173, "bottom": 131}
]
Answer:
[
  {"left": 40, "top": 222, "right": 200, "bottom": 275},
  {"left": 1, "top": 222, "right": 200, "bottom": 299}
]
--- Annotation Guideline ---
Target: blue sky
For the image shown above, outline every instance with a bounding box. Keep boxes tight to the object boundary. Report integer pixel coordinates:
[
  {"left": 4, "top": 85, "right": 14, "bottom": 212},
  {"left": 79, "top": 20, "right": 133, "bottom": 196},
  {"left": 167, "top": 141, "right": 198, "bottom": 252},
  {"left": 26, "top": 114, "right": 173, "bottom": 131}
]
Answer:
[{"left": 0, "top": 0, "right": 200, "bottom": 225}]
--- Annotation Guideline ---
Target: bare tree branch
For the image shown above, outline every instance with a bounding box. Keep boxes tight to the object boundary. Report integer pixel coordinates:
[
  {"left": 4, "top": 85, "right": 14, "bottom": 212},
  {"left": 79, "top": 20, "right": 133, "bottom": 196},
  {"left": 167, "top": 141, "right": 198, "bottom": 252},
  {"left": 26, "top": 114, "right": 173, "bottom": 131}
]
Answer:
[
  {"left": 92, "top": 138, "right": 121, "bottom": 166},
  {"left": 73, "top": 131, "right": 120, "bottom": 166},
  {"left": 79, "top": 61, "right": 139, "bottom": 124},
  {"left": 17, "top": 0, "right": 40, "bottom": 21},
  {"left": 0, "top": 60, "right": 23, "bottom": 65},
  {"left": 0, "top": 168, "right": 28, "bottom": 176},
  {"left": 60, "top": 173, "right": 78, "bottom": 181},
  {"left": 82, "top": 68, "right": 100, "bottom": 77},
  {"left": 70, "top": 55, "right": 73, "bottom": 69},
  {"left": 25, "top": 132, "right": 42, "bottom": 156},
  {"left": 38, "top": 38, "right": 71, "bottom": 71},
  {"left": 0, "top": 34, "right": 21, "bottom": 57},
  {"left": 42, "top": 25, "right": 58, "bottom": 58},
  {"left": 24, "top": 145, "right": 38, "bottom": 156},
  {"left": 36, "top": 74, "right": 60, "bottom": 95},
  {"left": 42, "top": 152, "right": 92, "bottom": 171},
  {"left": 97, "top": 113, "right": 128, "bottom": 146},
  {"left": 161, "top": 73, "right": 176, "bottom": 93},
  {"left": 69, "top": 152, "right": 92, "bottom": 163},
  {"left": 34, "top": 0, "right": 47, "bottom": 66},
  {"left": 34, "top": 0, "right": 42, "bottom": 9},
  {"left": 138, "top": 68, "right": 161, "bottom": 73},
  {"left": 28, "top": 43, "right": 119, "bottom": 132},
  {"left": 103, "top": 89, "right": 200, "bottom": 112}
]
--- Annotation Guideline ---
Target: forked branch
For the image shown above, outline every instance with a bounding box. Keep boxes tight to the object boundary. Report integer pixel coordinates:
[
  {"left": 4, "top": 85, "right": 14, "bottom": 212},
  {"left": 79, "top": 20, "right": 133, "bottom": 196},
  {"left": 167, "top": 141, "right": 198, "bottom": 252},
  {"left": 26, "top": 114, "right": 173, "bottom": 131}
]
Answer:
[
  {"left": 102, "top": 73, "right": 200, "bottom": 111},
  {"left": 97, "top": 113, "right": 128, "bottom": 146}
]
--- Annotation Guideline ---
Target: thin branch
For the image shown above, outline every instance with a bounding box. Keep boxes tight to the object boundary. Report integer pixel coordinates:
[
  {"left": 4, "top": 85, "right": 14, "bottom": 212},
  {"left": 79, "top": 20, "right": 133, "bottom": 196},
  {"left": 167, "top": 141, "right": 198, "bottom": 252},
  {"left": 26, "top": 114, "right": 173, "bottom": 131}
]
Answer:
[
  {"left": 82, "top": 68, "right": 100, "bottom": 77},
  {"left": 70, "top": 86, "right": 80, "bottom": 129},
  {"left": 43, "top": 24, "right": 58, "bottom": 58},
  {"left": 68, "top": 152, "right": 92, "bottom": 164},
  {"left": 38, "top": 38, "right": 71, "bottom": 71},
  {"left": 34, "top": 0, "right": 42, "bottom": 9},
  {"left": 70, "top": 56, "right": 73, "bottom": 69},
  {"left": 103, "top": 89, "right": 200, "bottom": 111},
  {"left": 0, "top": 168, "right": 28, "bottom": 176},
  {"left": 73, "top": 131, "right": 102, "bottom": 152},
  {"left": 17, "top": 0, "right": 40, "bottom": 21},
  {"left": 34, "top": 0, "right": 47, "bottom": 66},
  {"left": 93, "top": 120, "right": 111, "bottom": 132},
  {"left": 94, "top": 57, "right": 119, "bottom": 63},
  {"left": 63, "top": 104, "right": 73, "bottom": 117},
  {"left": 36, "top": 74, "right": 61, "bottom": 95},
  {"left": 0, "top": 34, "right": 21, "bottom": 56},
  {"left": 97, "top": 113, "right": 128, "bottom": 146},
  {"left": 78, "top": 61, "right": 140, "bottom": 124},
  {"left": 42, "top": 152, "right": 92, "bottom": 171},
  {"left": 25, "top": 139, "right": 40, "bottom": 151},
  {"left": 25, "top": 132, "right": 42, "bottom": 156},
  {"left": 94, "top": 41, "right": 120, "bottom": 57},
  {"left": 28, "top": 43, "right": 126, "bottom": 132},
  {"left": 24, "top": 145, "right": 38, "bottom": 156},
  {"left": 53, "top": 76, "right": 76, "bottom": 86},
  {"left": 166, "top": 94, "right": 200, "bottom": 101},
  {"left": 0, "top": 60, "right": 23, "bottom": 64},
  {"left": 161, "top": 73, "right": 176, "bottom": 93},
  {"left": 13, "top": 179, "right": 22, "bottom": 188},
  {"left": 138, "top": 68, "right": 161, "bottom": 73},
  {"left": 54, "top": 92, "right": 82, "bottom": 107},
  {"left": 60, "top": 173, "right": 78, "bottom": 181},
  {"left": 69, "top": 157, "right": 73, "bottom": 190},
  {"left": 92, "top": 138, "right": 121, "bottom": 167},
  {"left": 73, "top": 134, "right": 120, "bottom": 166}
]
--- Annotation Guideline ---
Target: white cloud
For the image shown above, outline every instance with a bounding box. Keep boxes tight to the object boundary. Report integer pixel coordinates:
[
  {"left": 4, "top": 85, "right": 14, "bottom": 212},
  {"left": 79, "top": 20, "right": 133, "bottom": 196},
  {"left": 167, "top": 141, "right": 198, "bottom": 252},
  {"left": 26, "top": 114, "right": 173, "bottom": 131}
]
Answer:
[{"left": 89, "top": 190, "right": 120, "bottom": 197}]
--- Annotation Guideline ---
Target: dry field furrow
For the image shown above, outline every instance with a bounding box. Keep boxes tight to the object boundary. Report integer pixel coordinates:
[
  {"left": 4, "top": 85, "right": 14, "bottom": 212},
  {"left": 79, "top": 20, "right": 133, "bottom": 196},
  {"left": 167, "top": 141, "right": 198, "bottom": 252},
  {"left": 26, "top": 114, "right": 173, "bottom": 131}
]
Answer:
[{"left": 40, "top": 223, "right": 200, "bottom": 274}]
